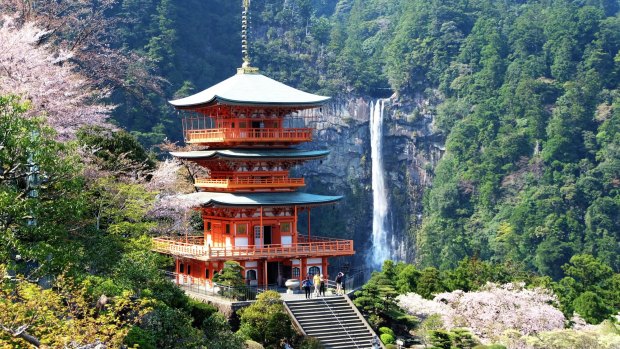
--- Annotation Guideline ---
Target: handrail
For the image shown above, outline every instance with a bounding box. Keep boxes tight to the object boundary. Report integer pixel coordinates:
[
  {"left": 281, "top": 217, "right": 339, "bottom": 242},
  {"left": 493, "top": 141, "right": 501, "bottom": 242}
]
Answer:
[
  {"left": 185, "top": 127, "right": 313, "bottom": 143},
  {"left": 152, "top": 236, "right": 354, "bottom": 259},
  {"left": 321, "top": 297, "right": 362, "bottom": 349},
  {"left": 195, "top": 177, "right": 305, "bottom": 186}
]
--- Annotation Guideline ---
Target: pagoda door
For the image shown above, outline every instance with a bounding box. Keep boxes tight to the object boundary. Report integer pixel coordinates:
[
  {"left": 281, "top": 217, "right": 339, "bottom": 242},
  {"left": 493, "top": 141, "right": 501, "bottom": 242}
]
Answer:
[
  {"left": 254, "top": 226, "right": 272, "bottom": 247},
  {"left": 263, "top": 226, "right": 272, "bottom": 245},
  {"left": 254, "top": 226, "right": 262, "bottom": 247}
]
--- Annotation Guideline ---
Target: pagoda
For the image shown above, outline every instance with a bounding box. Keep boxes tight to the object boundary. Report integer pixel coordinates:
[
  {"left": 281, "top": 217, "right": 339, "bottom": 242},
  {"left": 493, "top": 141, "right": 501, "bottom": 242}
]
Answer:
[{"left": 152, "top": 0, "right": 354, "bottom": 288}]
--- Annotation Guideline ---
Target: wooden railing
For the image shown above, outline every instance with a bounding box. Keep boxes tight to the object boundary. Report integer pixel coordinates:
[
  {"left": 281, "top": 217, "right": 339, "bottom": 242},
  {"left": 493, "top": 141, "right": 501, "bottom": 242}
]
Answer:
[
  {"left": 195, "top": 176, "right": 305, "bottom": 189},
  {"left": 152, "top": 236, "right": 354, "bottom": 260},
  {"left": 185, "top": 128, "right": 313, "bottom": 144}
]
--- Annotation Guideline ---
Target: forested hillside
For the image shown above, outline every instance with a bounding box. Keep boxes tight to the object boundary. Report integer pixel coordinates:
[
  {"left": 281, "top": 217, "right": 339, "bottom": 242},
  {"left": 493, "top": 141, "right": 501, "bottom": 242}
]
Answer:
[
  {"left": 249, "top": 0, "right": 620, "bottom": 279},
  {"left": 2, "top": 0, "right": 620, "bottom": 346},
  {"left": 5, "top": 0, "right": 618, "bottom": 278}
]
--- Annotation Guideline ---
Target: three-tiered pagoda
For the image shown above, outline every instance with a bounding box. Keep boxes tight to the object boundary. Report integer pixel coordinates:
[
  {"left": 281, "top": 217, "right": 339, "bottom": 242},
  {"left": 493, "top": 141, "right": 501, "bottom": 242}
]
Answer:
[{"left": 152, "top": 1, "right": 354, "bottom": 288}]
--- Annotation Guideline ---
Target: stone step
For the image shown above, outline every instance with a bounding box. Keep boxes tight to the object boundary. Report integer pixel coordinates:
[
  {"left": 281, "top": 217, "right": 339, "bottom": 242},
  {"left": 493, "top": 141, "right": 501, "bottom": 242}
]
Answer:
[{"left": 284, "top": 295, "right": 381, "bottom": 349}]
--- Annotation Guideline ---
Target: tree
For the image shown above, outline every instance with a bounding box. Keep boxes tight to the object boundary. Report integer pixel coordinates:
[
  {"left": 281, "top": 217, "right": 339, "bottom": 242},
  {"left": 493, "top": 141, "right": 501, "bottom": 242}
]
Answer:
[
  {"left": 0, "top": 268, "right": 150, "bottom": 348},
  {"left": 202, "top": 312, "right": 244, "bottom": 349},
  {"left": 572, "top": 291, "right": 610, "bottom": 324},
  {"left": 238, "top": 291, "right": 294, "bottom": 348},
  {"left": 0, "top": 20, "right": 111, "bottom": 139}
]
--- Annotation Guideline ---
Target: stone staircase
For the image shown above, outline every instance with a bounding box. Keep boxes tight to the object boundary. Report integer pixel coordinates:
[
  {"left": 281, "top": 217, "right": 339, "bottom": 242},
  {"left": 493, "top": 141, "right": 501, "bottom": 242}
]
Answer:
[{"left": 284, "top": 296, "right": 382, "bottom": 349}]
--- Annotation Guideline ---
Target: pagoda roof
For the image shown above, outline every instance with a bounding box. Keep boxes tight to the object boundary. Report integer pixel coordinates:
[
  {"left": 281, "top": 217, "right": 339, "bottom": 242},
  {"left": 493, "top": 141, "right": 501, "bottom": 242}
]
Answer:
[
  {"left": 169, "top": 71, "right": 330, "bottom": 108},
  {"left": 170, "top": 149, "right": 329, "bottom": 160},
  {"left": 182, "top": 192, "right": 342, "bottom": 208}
]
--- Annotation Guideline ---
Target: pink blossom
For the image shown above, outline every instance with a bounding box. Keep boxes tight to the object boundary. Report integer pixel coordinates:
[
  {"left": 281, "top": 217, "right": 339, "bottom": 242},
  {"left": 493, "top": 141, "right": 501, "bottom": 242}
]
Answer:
[
  {"left": 398, "top": 283, "right": 566, "bottom": 344},
  {"left": 0, "top": 17, "right": 111, "bottom": 139}
]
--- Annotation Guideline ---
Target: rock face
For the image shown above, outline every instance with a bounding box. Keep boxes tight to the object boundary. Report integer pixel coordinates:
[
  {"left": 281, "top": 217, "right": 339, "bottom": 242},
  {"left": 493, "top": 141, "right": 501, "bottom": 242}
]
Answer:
[{"left": 300, "top": 95, "right": 444, "bottom": 268}]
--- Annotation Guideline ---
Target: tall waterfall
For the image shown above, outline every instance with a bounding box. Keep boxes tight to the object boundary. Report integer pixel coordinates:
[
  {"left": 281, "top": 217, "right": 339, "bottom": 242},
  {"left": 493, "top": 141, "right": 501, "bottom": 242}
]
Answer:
[{"left": 370, "top": 99, "right": 390, "bottom": 269}]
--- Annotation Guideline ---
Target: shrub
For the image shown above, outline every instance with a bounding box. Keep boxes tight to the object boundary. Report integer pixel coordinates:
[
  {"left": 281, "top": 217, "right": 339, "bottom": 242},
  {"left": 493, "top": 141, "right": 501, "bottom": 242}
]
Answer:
[
  {"left": 238, "top": 291, "right": 294, "bottom": 347},
  {"left": 379, "top": 326, "right": 395, "bottom": 336},
  {"left": 380, "top": 333, "right": 395, "bottom": 344},
  {"left": 429, "top": 330, "right": 452, "bottom": 349},
  {"left": 188, "top": 299, "right": 217, "bottom": 327},
  {"left": 124, "top": 326, "right": 156, "bottom": 349},
  {"left": 385, "top": 345, "right": 398, "bottom": 349}
]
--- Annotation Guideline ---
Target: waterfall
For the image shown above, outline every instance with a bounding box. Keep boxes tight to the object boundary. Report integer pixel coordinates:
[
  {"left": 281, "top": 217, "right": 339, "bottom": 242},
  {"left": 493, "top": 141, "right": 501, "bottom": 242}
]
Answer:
[{"left": 370, "top": 99, "right": 390, "bottom": 269}]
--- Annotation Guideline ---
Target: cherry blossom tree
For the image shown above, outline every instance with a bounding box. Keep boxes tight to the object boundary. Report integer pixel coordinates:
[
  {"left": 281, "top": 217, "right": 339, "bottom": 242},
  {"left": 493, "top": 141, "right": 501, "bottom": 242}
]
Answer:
[
  {"left": 0, "top": 18, "right": 111, "bottom": 138},
  {"left": 398, "top": 282, "right": 566, "bottom": 344},
  {"left": 146, "top": 159, "right": 203, "bottom": 237},
  {"left": 0, "top": 0, "right": 163, "bottom": 99}
]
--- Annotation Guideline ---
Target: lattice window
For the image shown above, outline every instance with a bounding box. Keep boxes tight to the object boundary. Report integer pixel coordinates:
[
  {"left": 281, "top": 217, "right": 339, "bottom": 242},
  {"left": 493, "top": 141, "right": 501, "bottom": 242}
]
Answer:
[{"left": 308, "top": 266, "right": 320, "bottom": 276}]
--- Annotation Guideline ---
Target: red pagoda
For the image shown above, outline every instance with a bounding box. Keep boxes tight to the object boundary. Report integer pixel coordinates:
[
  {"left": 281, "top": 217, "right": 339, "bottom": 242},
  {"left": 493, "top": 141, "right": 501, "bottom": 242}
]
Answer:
[{"left": 152, "top": 1, "right": 354, "bottom": 289}]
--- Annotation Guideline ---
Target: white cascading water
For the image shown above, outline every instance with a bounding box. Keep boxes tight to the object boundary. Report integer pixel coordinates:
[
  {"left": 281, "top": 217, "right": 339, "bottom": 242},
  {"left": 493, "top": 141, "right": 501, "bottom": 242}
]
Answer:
[{"left": 370, "top": 99, "right": 391, "bottom": 269}]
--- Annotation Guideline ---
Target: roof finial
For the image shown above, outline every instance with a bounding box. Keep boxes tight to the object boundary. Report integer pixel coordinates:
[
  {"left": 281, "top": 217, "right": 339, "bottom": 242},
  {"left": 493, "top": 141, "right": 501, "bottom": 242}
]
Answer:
[{"left": 238, "top": 0, "right": 259, "bottom": 74}]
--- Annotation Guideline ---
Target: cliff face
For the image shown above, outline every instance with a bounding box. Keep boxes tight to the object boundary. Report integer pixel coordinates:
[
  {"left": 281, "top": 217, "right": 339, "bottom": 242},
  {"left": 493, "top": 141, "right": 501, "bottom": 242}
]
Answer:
[{"left": 299, "top": 96, "right": 444, "bottom": 267}]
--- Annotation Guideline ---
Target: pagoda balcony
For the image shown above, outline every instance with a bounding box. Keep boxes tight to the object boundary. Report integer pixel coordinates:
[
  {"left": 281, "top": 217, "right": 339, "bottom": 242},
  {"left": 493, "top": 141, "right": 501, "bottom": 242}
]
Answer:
[
  {"left": 185, "top": 128, "right": 313, "bottom": 144},
  {"left": 195, "top": 176, "right": 305, "bottom": 190},
  {"left": 152, "top": 235, "right": 354, "bottom": 261}
]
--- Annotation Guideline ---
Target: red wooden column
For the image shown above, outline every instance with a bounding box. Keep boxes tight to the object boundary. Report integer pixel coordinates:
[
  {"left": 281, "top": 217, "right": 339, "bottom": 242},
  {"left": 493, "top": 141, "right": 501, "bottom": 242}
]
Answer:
[
  {"left": 322, "top": 257, "right": 328, "bottom": 279},
  {"left": 257, "top": 262, "right": 263, "bottom": 287},
  {"left": 300, "top": 257, "right": 307, "bottom": 279},
  {"left": 175, "top": 258, "right": 180, "bottom": 284}
]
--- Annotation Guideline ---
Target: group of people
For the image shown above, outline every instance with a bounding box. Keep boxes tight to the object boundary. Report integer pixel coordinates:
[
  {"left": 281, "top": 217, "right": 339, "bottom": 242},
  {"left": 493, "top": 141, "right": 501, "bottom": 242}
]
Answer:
[{"left": 301, "top": 272, "right": 345, "bottom": 299}]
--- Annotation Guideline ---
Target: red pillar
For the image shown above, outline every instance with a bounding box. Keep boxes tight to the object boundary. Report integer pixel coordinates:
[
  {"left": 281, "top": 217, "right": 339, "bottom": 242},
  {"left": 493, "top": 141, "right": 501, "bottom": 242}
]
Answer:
[
  {"left": 257, "top": 262, "right": 263, "bottom": 287},
  {"left": 175, "top": 258, "right": 180, "bottom": 284},
  {"left": 300, "top": 257, "right": 306, "bottom": 279},
  {"left": 322, "top": 257, "right": 328, "bottom": 279}
]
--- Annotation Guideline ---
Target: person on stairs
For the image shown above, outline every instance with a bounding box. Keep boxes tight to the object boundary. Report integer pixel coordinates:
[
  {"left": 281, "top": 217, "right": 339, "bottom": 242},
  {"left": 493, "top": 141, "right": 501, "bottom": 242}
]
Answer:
[
  {"left": 319, "top": 274, "right": 326, "bottom": 297},
  {"left": 313, "top": 273, "right": 321, "bottom": 297},
  {"left": 335, "top": 272, "right": 344, "bottom": 295}
]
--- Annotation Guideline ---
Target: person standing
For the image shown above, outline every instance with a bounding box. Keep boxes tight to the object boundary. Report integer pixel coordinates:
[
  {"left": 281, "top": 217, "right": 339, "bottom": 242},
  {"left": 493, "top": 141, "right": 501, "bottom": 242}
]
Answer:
[
  {"left": 302, "top": 275, "right": 313, "bottom": 299},
  {"left": 313, "top": 273, "right": 321, "bottom": 297},
  {"left": 335, "top": 272, "right": 343, "bottom": 295},
  {"left": 319, "top": 274, "right": 326, "bottom": 297}
]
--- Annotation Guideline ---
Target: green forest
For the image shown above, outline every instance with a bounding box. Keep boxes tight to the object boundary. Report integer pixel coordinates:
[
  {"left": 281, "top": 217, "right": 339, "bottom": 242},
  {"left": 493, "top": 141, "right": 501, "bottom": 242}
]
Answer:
[
  {"left": 1, "top": 0, "right": 620, "bottom": 348},
  {"left": 94, "top": 0, "right": 620, "bottom": 281}
]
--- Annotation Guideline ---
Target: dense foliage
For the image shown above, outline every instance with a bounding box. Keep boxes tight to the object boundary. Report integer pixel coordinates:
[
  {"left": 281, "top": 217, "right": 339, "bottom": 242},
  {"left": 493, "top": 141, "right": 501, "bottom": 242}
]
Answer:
[
  {"left": 0, "top": 96, "right": 242, "bottom": 348},
  {"left": 59, "top": 0, "right": 620, "bottom": 285},
  {"left": 3, "top": 0, "right": 620, "bottom": 346},
  {"left": 409, "top": 1, "right": 620, "bottom": 286}
]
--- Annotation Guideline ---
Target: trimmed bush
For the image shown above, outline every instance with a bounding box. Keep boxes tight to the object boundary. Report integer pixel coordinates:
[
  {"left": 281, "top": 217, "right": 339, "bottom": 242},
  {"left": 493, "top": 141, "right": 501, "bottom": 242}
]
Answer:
[
  {"left": 380, "top": 333, "right": 395, "bottom": 344},
  {"left": 379, "top": 326, "right": 395, "bottom": 336}
]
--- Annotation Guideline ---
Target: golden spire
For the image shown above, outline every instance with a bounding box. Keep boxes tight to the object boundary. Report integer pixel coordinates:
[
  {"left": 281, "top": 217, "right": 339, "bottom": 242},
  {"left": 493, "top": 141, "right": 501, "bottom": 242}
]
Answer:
[{"left": 238, "top": 0, "right": 258, "bottom": 74}]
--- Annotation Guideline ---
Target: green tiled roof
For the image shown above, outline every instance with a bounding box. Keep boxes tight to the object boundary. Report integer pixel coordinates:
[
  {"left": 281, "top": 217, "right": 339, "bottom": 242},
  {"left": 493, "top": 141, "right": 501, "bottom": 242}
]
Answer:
[
  {"left": 182, "top": 192, "right": 342, "bottom": 207},
  {"left": 169, "top": 72, "right": 330, "bottom": 108},
  {"left": 170, "top": 149, "right": 329, "bottom": 160}
]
